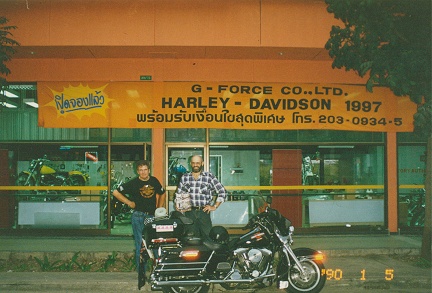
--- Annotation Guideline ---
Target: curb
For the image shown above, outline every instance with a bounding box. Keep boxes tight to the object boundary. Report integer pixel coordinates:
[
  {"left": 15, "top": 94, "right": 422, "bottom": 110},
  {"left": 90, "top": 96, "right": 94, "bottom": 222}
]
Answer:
[{"left": 0, "top": 273, "right": 430, "bottom": 292}]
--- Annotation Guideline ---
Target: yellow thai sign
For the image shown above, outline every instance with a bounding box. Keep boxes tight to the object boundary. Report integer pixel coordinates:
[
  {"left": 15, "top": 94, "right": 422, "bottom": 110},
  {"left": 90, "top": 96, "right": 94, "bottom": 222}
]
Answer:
[{"left": 38, "top": 81, "right": 416, "bottom": 132}]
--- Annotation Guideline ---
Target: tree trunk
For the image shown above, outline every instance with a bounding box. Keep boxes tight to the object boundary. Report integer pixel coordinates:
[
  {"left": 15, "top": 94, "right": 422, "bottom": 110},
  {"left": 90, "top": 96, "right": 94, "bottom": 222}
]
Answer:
[{"left": 421, "top": 135, "right": 431, "bottom": 261}]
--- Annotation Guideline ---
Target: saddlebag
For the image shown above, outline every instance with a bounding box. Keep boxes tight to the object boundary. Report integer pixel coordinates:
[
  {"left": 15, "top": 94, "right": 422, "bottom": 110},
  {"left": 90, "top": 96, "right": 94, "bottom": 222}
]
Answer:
[{"left": 144, "top": 218, "right": 185, "bottom": 241}]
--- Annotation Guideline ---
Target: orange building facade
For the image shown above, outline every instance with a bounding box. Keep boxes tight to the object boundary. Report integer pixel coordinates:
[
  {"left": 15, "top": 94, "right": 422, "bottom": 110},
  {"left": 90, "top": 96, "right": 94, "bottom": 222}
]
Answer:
[{"left": 0, "top": 0, "right": 426, "bottom": 235}]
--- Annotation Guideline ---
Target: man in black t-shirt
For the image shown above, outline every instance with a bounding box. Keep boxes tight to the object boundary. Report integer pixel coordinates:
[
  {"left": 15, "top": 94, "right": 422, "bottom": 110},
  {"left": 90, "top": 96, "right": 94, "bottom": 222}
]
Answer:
[{"left": 113, "top": 160, "right": 165, "bottom": 271}]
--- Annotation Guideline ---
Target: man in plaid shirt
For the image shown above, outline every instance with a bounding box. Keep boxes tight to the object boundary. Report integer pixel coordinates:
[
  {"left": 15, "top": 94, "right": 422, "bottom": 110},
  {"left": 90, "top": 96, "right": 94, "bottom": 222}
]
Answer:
[{"left": 175, "top": 155, "right": 227, "bottom": 239}]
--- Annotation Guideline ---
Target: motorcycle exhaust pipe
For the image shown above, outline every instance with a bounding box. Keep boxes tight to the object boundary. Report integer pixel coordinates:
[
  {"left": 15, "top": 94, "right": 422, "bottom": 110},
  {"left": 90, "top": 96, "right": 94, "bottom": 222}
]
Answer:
[{"left": 152, "top": 273, "right": 275, "bottom": 287}]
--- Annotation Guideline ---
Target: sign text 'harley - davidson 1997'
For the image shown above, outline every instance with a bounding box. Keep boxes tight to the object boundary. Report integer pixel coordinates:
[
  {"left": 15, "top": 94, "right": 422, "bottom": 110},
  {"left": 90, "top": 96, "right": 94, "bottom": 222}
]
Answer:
[{"left": 38, "top": 82, "right": 416, "bottom": 132}]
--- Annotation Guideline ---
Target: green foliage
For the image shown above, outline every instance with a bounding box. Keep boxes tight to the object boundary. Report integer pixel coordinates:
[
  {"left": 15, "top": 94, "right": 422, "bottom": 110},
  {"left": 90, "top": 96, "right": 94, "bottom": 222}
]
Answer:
[
  {"left": 414, "top": 100, "right": 432, "bottom": 138},
  {"left": 325, "top": 0, "right": 431, "bottom": 135},
  {"left": 0, "top": 16, "right": 20, "bottom": 88},
  {"left": 118, "top": 254, "right": 136, "bottom": 272},
  {"left": 12, "top": 263, "right": 33, "bottom": 272},
  {"left": 57, "top": 251, "right": 81, "bottom": 272},
  {"left": 34, "top": 255, "right": 62, "bottom": 272},
  {"left": 70, "top": 252, "right": 95, "bottom": 272},
  {"left": 3, "top": 252, "right": 138, "bottom": 272},
  {"left": 97, "top": 251, "right": 118, "bottom": 272}
]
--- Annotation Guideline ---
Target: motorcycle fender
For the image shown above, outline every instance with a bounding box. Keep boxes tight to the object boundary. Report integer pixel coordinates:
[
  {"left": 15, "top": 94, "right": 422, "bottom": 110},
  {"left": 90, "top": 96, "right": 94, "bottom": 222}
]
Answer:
[
  {"left": 292, "top": 247, "right": 321, "bottom": 259},
  {"left": 68, "top": 171, "right": 87, "bottom": 181},
  {"left": 292, "top": 247, "right": 325, "bottom": 263},
  {"left": 20, "top": 171, "right": 35, "bottom": 181}
]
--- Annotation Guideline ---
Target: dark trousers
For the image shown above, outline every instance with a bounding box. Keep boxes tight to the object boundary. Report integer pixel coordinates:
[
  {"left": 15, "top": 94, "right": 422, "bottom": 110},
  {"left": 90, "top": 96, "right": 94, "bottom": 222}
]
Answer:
[{"left": 184, "top": 209, "right": 212, "bottom": 240}]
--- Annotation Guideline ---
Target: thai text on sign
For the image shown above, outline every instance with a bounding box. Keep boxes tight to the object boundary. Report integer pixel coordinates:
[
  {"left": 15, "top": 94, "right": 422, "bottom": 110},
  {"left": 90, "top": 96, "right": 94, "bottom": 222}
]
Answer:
[{"left": 37, "top": 82, "right": 416, "bottom": 132}]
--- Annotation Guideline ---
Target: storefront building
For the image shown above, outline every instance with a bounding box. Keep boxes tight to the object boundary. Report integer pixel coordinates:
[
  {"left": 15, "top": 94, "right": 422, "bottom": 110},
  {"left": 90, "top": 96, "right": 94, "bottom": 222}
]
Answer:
[{"left": 0, "top": 0, "right": 426, "bottom": 236}]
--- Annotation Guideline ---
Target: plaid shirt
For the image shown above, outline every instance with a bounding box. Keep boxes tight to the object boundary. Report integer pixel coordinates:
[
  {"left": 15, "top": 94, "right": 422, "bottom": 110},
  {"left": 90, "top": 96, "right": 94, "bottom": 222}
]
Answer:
[{"left": 176, "top": 171, "right": 227, "bottom": 207}]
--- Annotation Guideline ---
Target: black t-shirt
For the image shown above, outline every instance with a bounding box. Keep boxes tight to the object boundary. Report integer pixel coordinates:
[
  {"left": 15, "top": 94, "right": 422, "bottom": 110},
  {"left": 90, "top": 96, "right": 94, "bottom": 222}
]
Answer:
[{"left": 116, "top": 176, "right": 165, "bottom": 215}]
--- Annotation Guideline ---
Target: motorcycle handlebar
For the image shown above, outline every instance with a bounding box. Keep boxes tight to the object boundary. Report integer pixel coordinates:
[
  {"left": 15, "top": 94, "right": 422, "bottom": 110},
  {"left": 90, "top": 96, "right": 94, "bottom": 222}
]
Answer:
[{"left": 243, "top": 211, "right": 266, "bottom": 229}]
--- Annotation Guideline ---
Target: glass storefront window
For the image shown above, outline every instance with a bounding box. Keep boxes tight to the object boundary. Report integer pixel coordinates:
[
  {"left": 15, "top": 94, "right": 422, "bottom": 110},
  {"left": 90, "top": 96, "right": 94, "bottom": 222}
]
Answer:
[
  {"left": 166, "top": 147, "right": 204, "bottom": 186},
  {"left": 398, "top": 145, "right": 426, "bottom": 228},
  {"left": 0, "top": 144, "right": 109, "bottom": 230},
  {"left": 1, "top": 143, "right": 151, "bottom": 232},
  {"left": 111, "top": 129, "right": 151, "bottom": 142},
  {"left": 166, "top": 129, "right": 206, "bottom": 142},
  {"left": 209, "top": 144, "right": 385, "bottom": 229},
  {"left": 397, "top": 132, "right": 427, "bottom": 143},
  {"left": 209, "top": 129, "right": 385, "bottom": 143}
]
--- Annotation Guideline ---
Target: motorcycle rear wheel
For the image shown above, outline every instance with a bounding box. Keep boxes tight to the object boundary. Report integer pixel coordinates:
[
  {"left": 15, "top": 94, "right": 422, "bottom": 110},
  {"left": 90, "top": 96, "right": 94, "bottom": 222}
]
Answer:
[
  {"left": 287, "top": 258, "right": 325, "bottom": 293},
  {"left": 67, "top": 175, "right": 85, "bottom": 194},
  {"left": 162, "top": 285, "right": 209, "bottom": 293}
]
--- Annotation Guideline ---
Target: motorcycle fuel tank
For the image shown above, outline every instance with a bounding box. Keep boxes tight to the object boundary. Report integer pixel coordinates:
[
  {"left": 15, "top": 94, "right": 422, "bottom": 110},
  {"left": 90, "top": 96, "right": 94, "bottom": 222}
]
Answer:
[
  {"left": 234, "top": 227, "right": 271, "bottom": 248},
  {"left": 40, "top": 165, "right": 56, "bottom": 175}
]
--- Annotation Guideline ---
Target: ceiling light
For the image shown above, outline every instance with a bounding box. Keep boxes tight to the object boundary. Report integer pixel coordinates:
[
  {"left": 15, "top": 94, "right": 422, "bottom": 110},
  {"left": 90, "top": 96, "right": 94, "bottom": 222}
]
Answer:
[
  {"left": 0, "top": 90, "right": 19, "bottom": 98},
  {"left": 23, "top": 98, "right": 38, "bottom": 108},
  {"left": 2, "top": 102, "right": 17, "bottom": 108},
  {"left": 25, "top": 101, "right": 39, "bottom": 108}
]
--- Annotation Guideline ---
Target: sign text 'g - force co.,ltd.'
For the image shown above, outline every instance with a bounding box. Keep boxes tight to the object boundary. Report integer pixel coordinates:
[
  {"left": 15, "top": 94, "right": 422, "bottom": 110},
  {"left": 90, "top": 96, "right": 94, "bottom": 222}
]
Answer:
[{"left": 38, "top": 82, "right": 417, "bottom": 132}]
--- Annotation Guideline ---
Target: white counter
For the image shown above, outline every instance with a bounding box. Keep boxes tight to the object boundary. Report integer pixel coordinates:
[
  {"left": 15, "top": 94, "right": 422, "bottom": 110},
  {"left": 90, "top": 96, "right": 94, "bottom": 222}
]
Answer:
[
  {"left": 18, "top": 202, "right": 100, "bottom": 227},
  {"left": 308, "top": 199, "right": 384, "bottom": 226}
]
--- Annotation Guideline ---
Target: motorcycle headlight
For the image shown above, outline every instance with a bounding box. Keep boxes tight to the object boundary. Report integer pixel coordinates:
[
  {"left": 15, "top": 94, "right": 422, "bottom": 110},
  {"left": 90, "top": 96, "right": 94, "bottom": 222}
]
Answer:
[{"left": 313, "top": 251, "right": 325, "bottom": 261}]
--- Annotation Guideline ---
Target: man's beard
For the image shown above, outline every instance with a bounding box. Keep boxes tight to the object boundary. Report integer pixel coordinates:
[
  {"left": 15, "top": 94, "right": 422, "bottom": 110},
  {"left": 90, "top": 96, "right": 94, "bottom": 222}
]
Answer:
[{"left": 192, "top": 165, "right": 202, "bottom": 173}]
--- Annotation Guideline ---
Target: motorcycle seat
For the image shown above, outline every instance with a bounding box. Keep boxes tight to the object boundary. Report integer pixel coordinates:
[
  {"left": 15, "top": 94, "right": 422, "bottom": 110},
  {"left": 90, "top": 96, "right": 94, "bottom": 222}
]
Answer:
[
  {"left": 203, "top": 240, "right": 228, "bottom": 252},
  {"left": 182, "top": 237, "right": 203, "bottom": 246}
]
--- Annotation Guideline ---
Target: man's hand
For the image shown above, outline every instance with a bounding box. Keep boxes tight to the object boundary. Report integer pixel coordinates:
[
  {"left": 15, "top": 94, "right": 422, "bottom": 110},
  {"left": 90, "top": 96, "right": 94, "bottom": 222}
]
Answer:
[{"left": 203, "top": 205, "right": 218, "bottom": 214}]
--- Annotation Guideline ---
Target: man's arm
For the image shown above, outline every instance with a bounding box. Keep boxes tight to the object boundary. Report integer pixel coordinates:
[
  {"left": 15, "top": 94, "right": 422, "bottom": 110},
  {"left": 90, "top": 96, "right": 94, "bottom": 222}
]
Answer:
[
  {"left": 212, "top": 175, "right": 227, "bottom": 203},
  {"left": 156, "top": 192, "right": 166, "bottom": 208},
  {"left": 112, "top": 189, "right": 136, "bottom": 209},
  {"left": 203, "top": 174, "right": 227, "bottom": 213}
]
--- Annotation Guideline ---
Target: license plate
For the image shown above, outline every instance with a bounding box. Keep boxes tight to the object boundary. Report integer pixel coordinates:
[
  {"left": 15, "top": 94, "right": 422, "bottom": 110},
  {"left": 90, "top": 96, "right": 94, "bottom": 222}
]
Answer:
[{"left": 156, "top": 225, "right": 174, "bottom": 232}]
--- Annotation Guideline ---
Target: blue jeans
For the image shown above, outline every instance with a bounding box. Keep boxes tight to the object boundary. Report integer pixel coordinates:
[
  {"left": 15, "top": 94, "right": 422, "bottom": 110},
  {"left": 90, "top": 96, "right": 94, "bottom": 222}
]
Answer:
[{"left": 132, "top": 211, "right": 153, "bottom": 271}]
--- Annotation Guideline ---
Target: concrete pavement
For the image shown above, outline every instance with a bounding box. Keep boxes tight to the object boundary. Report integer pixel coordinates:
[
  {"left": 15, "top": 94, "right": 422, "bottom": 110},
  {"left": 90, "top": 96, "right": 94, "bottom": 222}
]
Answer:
[{"left": 0, "top": 234, "right": 430, "bottom": 292}]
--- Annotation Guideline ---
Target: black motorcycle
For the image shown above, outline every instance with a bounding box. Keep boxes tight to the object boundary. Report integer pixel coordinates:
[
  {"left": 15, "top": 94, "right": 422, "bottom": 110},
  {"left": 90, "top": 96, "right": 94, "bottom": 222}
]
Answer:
[{"left": 140, "top": 206, "right": 326, "bottom": 293}]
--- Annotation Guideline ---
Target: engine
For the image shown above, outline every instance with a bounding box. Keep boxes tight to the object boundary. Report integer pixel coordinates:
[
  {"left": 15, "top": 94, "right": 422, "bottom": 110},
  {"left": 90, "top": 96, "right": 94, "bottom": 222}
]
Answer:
[
  {"left": 40, "top": 174, "right": 66, "bottom": 186},
  {"left": 231, "top": 247, "right": 273, "bottom": 279}
]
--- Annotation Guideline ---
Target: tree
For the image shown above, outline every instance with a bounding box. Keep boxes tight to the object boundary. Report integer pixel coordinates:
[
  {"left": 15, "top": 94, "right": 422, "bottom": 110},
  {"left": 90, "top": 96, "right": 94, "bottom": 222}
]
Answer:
[
  {"left": 0, "top": 16, "right": 20, "bottom": 108},
  {"left": 325, "top": 0, "right": 431, "bottom": 261}
]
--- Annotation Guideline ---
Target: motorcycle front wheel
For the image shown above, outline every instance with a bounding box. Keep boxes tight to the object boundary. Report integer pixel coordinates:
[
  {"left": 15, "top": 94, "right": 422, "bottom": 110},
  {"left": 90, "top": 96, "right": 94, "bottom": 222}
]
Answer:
[
  {"left": 162, "top": 285, "right": 209, "bottom": 293},
  {"left": 16, "top": 172, "right": 34, "bottom": 186},
  {"left": 16, "top": 173, "right": 36, "bottom": 195},
  {"left": 287, "top": 258, "right": 325, "bottom": 293}
]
